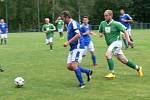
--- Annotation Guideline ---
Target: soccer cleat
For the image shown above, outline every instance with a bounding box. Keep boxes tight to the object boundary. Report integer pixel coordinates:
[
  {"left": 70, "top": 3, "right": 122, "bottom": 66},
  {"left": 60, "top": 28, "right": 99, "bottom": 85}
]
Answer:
[
  {"left": 137, "top": 66, "right": 143, "bottom": 77},
  {"left": 86, "top": 70, "right": 93, "bottom": 82},
  {"left": 0, "top": 66, "right": 4, "bottom": 72},
  {"left": 105, "top": 73, "right": 116, "bottom": 79},
  {"left": 79, "top": 84, "right": 85, "bottom": 88},
  {"left": 92, "top": 64, "right": 97, "bottom": 67},
  {"left": 0, "top": 68, "right": 4, "bottom": 72}
]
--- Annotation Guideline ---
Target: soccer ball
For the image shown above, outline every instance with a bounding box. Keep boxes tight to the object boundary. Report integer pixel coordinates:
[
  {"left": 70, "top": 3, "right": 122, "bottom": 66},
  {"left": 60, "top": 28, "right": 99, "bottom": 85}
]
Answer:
[{"left": 14, "top": 77, "right": 24, "bottom": 87}]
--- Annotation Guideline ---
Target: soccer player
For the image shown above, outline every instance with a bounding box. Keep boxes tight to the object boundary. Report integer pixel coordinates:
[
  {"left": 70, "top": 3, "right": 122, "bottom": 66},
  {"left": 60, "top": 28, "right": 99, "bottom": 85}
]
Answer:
[
  {"left": 0, "top": 19, "right": 8, "bottom": 45},
  {"left": 42, "top": 18, "right": 56, "bottom": 51},
  {"left": 55, "top": 16, "right": 64, "bottom": 39},
  {"left": 80, "top": 16, "right": 97, "bottom": 66},
  {"left": 119, "top": 9, "right": 134, "bottom": 48},
  {"left": 99, "top": 10, "right": 143, "bottom": 79},
  {"left": 61, "top": 11, "right": 93, "bottom": 88}
]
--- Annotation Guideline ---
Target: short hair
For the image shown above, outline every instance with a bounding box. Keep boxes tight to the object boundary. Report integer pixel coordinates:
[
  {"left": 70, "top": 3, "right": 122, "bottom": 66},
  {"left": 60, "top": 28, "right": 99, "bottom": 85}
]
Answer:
[
  {"left": 61, "top": 11, "right": 71, "bottom": 18},
  {"left": 120, "top": 9, "right": 124, "bottom": 11},
  {"left": 83, "top": 16, "right": 89, "bottom": 19},
  {"left": 105, "top": 10, "right": 113, "bottom": 16}
]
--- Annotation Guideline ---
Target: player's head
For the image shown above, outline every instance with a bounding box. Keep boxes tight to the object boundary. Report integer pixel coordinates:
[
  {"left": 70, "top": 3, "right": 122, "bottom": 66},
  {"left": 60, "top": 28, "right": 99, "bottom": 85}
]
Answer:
[
  {"left": 61, "top": 11, "right": 71, "bottom": 24},
  {"left": 104, "top": 10, "right": 113, "bottom": 21},
  {"left": 120, "top": 9, "right": 125, "bottom": 15},
  {"left": 45, "top": 18, "right": 50, "bottom": 24},
  {"left": 82, "top": 16, "right": 89, "bottom": 24},
  {"left": 1, "top": 19, "right": 5, "bottom": 23},
  {"left": 57, "top": 16, "right": 61, "bottom": 20}
]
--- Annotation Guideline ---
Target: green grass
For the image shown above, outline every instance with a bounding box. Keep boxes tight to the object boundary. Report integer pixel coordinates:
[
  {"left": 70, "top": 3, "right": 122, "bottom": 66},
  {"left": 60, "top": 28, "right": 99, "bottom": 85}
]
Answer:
[{"left": 0, "top": 29, "right": 150, "bottom": 100}]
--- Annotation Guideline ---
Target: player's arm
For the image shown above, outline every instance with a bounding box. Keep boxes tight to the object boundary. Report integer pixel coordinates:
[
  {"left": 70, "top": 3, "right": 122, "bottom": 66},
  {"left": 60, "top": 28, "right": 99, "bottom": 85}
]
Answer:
[
  {"left": 6, "top": 24, "right": 8, "bottom": 33},
  {"left": 55, "top": 18, "right": 58, "bottom": 24},
  {"left": 64, "top": 30, "right": 80, "bottom": 47},
  {"left": 123, "top": 30, "right": 133, "bottom": 46},
  {"left": 83, "top": 31, "right": 90, "bottom": 35},
  {"left": 62, "top": 21, "right": 65, "bottom": 29},
  {"left": 42, "top": 26, "right": 47, "bottom": 33},
  {"left": 6, "top": 28, "right": 8, "bottom": 33},
  {"left": 123, "top": 14, "right": 133, "bottom": 23},
  {"left": 50, "top": 24, "right": 56, "bottom": 32},
  {"left": 123, "top": 19, "right": 133, "bottom": 23}
]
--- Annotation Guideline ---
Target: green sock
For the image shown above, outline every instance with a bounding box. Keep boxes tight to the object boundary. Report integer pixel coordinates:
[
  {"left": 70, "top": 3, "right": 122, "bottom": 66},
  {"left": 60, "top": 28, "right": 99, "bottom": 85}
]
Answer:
[
  {"left": 126, "top": 60, "right": 138, "bottom": 70},
  {"left": 107, "top": 59, "right": 114, "bottom": 72}
]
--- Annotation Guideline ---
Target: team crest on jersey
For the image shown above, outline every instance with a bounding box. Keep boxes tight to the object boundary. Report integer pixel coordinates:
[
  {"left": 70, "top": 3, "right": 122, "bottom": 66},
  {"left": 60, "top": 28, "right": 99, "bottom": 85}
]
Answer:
[{"left": 105, "top": 27, "right": 111, "bottom": 33}]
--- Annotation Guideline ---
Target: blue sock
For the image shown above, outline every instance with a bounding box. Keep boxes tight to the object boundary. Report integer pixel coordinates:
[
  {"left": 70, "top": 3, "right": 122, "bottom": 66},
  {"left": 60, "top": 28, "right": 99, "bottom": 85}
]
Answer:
[
  {"left": 123, "top": 38, "right": 128, "bottom": 48},
  {"left": 78, "top": 66, "right": 90, "bottom": 74},
  {"left": 74, "top": 68, "right": 84, "bottom": 85},
  {"left": 92, "top": 55, "right": 96, "bottom": 65}
]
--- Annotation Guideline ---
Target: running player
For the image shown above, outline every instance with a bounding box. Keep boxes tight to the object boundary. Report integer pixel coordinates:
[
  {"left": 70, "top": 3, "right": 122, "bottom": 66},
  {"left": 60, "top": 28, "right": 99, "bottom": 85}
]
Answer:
[
  {"left": 61, "top": 11, "right": 93, "bottom": 88},
  {"left": 42, "top": 18, "right": 56, "bottom": 51},
  {"left": 55, "top": 16, "right": 64, "bottom": 39},
  {"left": 80, "top": 16, "right": 97, "bottom": 66},
  {"left": 99, "top": 10, "right": 143, "bottom": 79},
  {"left": 119, "top": 9, "right": 134, "bottom": 48}
]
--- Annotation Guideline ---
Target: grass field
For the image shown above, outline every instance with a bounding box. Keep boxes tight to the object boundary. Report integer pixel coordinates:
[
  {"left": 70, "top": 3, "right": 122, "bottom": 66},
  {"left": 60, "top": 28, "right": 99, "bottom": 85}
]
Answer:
[{"left": 0, "top": 29, "right": 150, "bottom": 100}]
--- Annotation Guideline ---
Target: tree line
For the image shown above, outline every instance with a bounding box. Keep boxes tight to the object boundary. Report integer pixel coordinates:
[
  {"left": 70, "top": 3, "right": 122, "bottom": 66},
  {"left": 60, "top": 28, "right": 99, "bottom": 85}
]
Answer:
[{"left": 0, "top": 0, "right": 149, "bottom": 31}]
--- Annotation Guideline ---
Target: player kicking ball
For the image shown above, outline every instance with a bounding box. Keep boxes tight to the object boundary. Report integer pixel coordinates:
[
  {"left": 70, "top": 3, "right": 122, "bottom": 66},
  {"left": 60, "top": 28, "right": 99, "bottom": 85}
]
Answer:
[
  {"left": 80, "top": 16, "right": 97, "bottom": 66},
  {"left": 42, "top": 18, "right": 56, "bottom": 51},
  {"left": 61, "top": 11, "right": 93, "bottom": 88},
  {"left": 99, "top": 10, "right": 143, "bottom": 79}
]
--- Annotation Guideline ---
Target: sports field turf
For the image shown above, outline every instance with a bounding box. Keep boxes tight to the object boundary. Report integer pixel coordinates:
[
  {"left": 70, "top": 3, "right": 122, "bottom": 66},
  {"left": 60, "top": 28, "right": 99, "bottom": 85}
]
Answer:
[{"left": 0, "top": 29, "right": 149, "bottom": 100}]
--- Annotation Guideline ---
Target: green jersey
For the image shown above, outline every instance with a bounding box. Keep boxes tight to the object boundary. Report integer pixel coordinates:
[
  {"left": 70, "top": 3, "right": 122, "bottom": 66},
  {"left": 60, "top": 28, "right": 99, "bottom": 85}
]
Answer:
[
  {"left": 42, "top": 23, "right": 55, "bottom": 38},
  {"left": 99, "top": 20, "right": 126, "bottom": 46},
  {"left": 57, "top": 20, "right": 64, "bottom": 29}
]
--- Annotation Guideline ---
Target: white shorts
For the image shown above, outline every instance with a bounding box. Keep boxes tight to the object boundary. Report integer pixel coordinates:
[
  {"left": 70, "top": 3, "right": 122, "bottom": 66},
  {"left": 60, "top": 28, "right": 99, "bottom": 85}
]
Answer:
[
  {"left": 120, "top": 32, "right": 124, "bottom": 35},
  {"left": 58, "top": 28, "right": 63, "bottom": 33},
  {"left": 67, "top": 49, "right": 84, "bottom": 64},
  {"left": 127, "top": 29, "right": 131, "bottom": 36},
  {"left": 1, "top": 34, "right": 7, "bottom": 39},
  {"left": 120, "top": 28, "right": 131, "bottom": 36},
  {"left": 83, "top": 41, "right": 95, "bottom": 55},
  {"left": 45, "top": 37, "right": 53, "bottom": 44},
  {"left": 108, "top": 40, "right": 123, "bottom": 56}
]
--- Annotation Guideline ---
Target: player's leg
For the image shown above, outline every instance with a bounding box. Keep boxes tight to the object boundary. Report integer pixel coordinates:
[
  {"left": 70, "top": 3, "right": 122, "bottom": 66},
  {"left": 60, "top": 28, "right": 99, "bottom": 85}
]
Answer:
[
  {"left": 60, "top": 32, "right": 63, "bottom": 38},
  {"left": 105, "top": 41, "right": 123, "bottom": 79},
  {"left": 49, "top": 37, "right": 53, "bottom": 51},
  {"left": 67, "top": 50, "right": 85, "bottom": 88},
  {"left": 60, "top": 29, "right": 64, "bottom": 39},
  {"left": 45, "top": 38, "right": 49, "bottom": 45},
  {"left": 1, "top": 34, "right": 4, "bottom": 45},
  {"left": 115, "top": 52, "right": 143, "bottom": 77},
  {"left": 105, "top": 49, "right": 115, "bottom": 78},
  {"left": 121, "top": 32, "right": 128, "bottom": 49},
  {"left": 4, "top": 34, "right": 7, "bottom": 45},
  {"left": 58, "top": 29, "right": 62, "bottom": 38},
  {"left": 82, "top": 46, "right": 88, "bottom": 57},
  {"left": 88, "top": 41, "right": 97, "bottom": 66},
  {"left": 67, "top": 49, "right": 93, "bottom": 88},
  {"left": 127, "top": 29, "right": 134, "bottom": 48}
]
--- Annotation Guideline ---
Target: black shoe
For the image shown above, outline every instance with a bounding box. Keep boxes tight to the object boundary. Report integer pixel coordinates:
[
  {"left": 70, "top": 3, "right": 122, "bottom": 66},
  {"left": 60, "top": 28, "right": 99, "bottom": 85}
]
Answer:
[
  {"left": 79, "top": 83, "right": 85, "bottom": 88},
  {"left": 87, "top": 70, "right": 93, "bottom": 82},
  {"left": 0, "top": 67, "right": 4, "bottom": 72}
]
